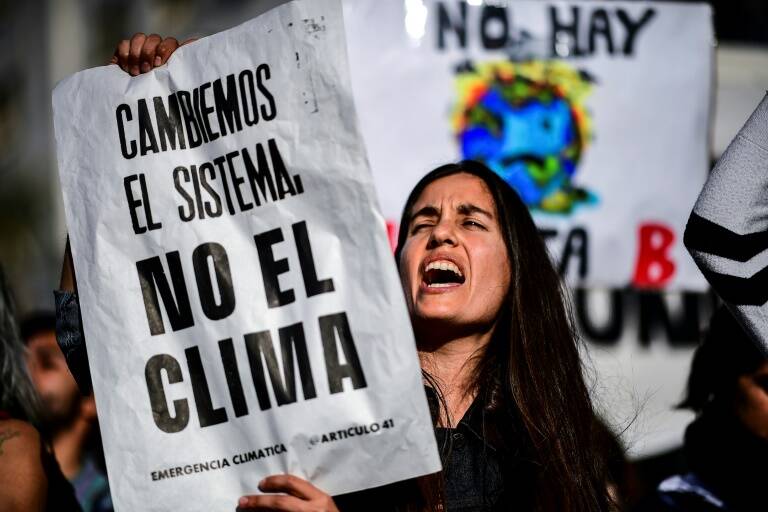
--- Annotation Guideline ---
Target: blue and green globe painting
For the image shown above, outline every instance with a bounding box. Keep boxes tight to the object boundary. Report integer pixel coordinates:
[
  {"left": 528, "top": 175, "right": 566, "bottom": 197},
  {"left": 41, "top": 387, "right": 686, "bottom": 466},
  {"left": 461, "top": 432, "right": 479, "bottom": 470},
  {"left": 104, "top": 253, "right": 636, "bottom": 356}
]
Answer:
[{"left": 453, "top": 61, "right": 596, "bottom": 214}]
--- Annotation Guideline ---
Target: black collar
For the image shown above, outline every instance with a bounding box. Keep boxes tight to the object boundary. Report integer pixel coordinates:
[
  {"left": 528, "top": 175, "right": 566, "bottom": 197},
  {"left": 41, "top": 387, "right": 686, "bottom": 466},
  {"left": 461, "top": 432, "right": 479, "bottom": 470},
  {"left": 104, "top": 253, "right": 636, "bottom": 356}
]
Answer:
[{"left": 425, "top": 385, "right": 498, "bottom": 452}]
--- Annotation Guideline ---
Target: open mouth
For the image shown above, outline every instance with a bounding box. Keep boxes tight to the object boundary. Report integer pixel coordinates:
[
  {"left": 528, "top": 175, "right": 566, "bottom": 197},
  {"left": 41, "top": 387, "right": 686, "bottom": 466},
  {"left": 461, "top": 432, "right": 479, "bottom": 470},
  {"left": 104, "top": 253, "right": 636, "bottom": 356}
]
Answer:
[{"left": 422, "top": 260, "right": 466, "bottom": 288}]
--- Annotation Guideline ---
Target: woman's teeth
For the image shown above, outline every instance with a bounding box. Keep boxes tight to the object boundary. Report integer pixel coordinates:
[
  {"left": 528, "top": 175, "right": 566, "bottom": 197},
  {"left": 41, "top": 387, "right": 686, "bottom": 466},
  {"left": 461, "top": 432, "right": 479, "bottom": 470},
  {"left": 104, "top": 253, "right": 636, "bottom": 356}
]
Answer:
[
  {"left": 425, "top": 260, "right": 463, "bottom": 277},
  {"left": 423, "top": 260, "right": 465, "bottom": 287}
]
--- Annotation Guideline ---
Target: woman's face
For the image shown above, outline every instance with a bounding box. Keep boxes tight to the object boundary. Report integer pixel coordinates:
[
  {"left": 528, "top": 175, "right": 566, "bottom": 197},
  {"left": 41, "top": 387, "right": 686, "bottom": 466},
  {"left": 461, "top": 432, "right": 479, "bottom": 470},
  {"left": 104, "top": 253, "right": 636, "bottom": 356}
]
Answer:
[
  {"left": 399, "top": 173, "right": 511, "bottom": 334},
  {"left": 734, "top": 361, "right": 768, "bottom": 440}
]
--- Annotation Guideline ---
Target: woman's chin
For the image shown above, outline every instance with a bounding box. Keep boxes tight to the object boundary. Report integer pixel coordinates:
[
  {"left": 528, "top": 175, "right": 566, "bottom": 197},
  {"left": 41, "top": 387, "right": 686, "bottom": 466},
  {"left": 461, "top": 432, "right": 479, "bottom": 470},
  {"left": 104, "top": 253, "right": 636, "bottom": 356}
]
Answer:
[
  {"left": 410, "top": 297, "right": 468, "bottom": 330},
  {"left": 411, "top": 306, "right": 465, "bottom": 328}
]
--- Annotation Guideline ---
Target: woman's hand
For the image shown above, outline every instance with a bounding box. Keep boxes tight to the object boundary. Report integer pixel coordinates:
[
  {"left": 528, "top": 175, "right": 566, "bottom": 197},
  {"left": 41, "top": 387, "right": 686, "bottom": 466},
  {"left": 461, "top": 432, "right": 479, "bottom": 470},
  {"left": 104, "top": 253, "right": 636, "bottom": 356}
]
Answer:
[
  {"left": 237, "top": 475, "right": 340, "bottom": 512},
  {"left": 109, "top": 33, "right": 195, "bottom": 76}
]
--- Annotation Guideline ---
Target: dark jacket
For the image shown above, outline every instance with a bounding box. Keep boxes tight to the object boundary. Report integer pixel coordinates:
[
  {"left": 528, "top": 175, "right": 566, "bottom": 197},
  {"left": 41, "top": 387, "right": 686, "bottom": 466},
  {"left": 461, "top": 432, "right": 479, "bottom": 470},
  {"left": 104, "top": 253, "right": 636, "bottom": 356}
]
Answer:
[
  {"left": 643, "top": 410, "right": 768, "bottom": 512},
  {"left": 332, "top": 387, "right": 536, "bottom": 511}
]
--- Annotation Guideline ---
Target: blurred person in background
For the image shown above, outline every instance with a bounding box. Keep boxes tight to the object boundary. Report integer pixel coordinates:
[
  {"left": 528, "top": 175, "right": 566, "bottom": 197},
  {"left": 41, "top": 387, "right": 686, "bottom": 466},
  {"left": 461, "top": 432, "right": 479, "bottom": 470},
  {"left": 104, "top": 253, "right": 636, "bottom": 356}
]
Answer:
[
  {"left": 22, "top": 312, "right": 112, "bottom": 512},
  {"left": 670, "top": 93, "right": 768, "bottom": 510},
  {"left": 639, "top": 305, "right": 768, "bottom": 511},
  {"left": 0, "top": 266, "right": 81, "bottom": 512}
]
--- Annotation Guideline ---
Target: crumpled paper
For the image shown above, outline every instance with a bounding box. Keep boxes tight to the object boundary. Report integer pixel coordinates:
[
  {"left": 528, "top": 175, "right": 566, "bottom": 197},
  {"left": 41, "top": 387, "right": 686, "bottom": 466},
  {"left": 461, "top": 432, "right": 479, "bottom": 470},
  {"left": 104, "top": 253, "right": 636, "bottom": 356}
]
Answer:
[{"left": 52, "top": 1, "right": 440, "bottom": 510}]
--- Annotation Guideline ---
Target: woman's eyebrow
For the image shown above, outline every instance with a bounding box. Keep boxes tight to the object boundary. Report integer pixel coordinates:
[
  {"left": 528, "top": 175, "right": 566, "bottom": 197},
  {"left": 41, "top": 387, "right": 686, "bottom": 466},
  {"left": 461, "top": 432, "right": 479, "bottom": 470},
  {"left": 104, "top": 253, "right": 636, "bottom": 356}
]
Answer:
[
  {"left": 457, "top": 203, "right": 493, "bottom": 219},
  {"left": 410, "top": 205, "right": 440, "bottom": 220}
]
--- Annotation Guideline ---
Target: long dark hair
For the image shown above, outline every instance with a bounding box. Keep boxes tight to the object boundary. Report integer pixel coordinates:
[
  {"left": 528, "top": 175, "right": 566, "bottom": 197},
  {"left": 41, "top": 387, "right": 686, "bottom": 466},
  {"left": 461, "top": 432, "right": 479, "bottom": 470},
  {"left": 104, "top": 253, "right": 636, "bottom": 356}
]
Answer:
[
  {"left": 395, "top": 161, "right": 610, "bottom": 511},
  {"left": 0, "top": 266, "right": 42, "bottom": 426}
]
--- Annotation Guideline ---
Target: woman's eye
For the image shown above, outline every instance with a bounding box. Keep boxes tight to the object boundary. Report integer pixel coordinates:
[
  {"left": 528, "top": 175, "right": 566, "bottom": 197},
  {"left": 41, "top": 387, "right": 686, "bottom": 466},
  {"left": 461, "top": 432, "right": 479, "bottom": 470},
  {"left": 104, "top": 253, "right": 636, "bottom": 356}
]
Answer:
[
  {"left": 463, "top": 219, "right": 486, "bottom": 230},
  {"left": 410, "top": 223, "right": 433, "bottom": 234}
]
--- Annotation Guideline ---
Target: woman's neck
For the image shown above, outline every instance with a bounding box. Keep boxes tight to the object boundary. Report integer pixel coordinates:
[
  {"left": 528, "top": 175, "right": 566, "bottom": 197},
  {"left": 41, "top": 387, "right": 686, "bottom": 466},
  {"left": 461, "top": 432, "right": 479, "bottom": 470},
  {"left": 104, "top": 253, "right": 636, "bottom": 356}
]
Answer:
[
  {"left": 418, "top": 330, "right": 492, "bottom": 427},
  {"left": 52, "top": 415, "right": 91, "bottom": 479}
]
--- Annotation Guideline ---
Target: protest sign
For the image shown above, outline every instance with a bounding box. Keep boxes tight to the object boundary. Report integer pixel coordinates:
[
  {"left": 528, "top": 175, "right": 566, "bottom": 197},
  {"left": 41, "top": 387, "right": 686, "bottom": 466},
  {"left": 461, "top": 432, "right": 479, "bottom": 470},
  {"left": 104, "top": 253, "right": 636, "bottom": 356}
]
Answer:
[
  {"left": 342, "top": 0, "right": 713, "bottom": 291},
  {"left": 52, "top": 0, "right": 441, "bottom": 509}
]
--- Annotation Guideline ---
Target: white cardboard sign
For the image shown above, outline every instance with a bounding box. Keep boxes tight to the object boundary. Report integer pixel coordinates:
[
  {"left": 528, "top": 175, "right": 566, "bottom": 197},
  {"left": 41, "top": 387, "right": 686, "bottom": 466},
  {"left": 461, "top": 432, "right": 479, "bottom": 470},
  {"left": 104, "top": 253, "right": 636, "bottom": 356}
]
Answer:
[{"left": 53, "top": 1, "right": 440, "bottom": 510}]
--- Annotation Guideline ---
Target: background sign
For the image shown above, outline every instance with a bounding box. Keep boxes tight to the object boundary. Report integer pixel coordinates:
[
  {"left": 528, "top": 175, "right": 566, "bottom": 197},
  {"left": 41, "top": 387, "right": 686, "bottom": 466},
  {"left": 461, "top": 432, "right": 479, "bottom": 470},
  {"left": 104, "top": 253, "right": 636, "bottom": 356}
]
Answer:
[
  {"left": 343, "top": 0, "right": 714, "bottom": 291},
  {"left": 53, "top": 1, "right": 440, "bottom": 509}
]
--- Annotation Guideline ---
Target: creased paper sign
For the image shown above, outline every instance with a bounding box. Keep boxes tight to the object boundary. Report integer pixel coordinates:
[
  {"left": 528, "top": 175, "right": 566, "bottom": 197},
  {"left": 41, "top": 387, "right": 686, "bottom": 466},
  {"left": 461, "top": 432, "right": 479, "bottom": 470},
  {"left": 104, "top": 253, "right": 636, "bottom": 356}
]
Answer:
[{"left": 52, "top": 0, "right": 441, "bottom": 510}]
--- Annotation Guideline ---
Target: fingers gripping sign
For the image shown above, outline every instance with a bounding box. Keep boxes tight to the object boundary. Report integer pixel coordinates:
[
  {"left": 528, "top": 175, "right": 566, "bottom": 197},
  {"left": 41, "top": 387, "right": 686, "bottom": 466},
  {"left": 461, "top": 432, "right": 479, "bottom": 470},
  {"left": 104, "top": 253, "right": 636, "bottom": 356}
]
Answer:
[
  {"left": 237, "top": 475, "right": 340, "bottom": 512},
  {"left": 109, "top": 38, "right": 129, "bottom": 67},
  {"left": 157, "top": 37, "right": 181, "bottom": 65},
  {"left": 128, "top": 32, "right": 147, "bottom": 76},
  {"left": 110, "top": 33, "right": 194, "bottom": 75},
  {"left": 140, "top": 33, "right": 162, "bottom": 73}
]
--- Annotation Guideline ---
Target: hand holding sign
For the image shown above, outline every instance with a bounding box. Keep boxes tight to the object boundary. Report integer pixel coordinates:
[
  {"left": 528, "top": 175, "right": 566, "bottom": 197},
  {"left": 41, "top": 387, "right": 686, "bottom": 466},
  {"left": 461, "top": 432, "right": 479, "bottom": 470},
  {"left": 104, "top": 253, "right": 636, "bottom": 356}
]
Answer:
[
  {"left": 110, "top": 33, "right": 195, "bottom": 75},
  {"left": 237, "top": 475, "right": 339, "bottom": 511}
]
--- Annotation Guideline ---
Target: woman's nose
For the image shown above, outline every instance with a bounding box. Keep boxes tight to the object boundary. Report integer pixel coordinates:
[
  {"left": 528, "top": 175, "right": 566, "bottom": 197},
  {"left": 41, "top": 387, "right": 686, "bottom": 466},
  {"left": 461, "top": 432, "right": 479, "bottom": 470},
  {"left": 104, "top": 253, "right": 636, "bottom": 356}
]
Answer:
[{"left": 427, "top": 221, "right": 457, "bottom": 249}]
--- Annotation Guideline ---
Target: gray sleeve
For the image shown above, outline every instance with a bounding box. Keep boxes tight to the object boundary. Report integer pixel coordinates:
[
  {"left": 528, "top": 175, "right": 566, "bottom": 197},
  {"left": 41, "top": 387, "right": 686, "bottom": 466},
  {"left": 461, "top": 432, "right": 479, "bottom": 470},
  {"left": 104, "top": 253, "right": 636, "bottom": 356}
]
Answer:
[
  {"left": 54, "top": 289, "right": 92, "bottom": 395},
  {"left": 684, "top": 93, "right": 768, "bottom": 355}
]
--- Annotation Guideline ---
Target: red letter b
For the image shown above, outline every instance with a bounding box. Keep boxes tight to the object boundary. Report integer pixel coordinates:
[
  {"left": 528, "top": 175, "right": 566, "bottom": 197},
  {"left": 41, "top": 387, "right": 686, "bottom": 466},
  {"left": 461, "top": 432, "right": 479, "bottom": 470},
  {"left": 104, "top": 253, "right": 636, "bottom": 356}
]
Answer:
[{"left": 633, "top": 223, "right": 676, "bottom": 288}]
